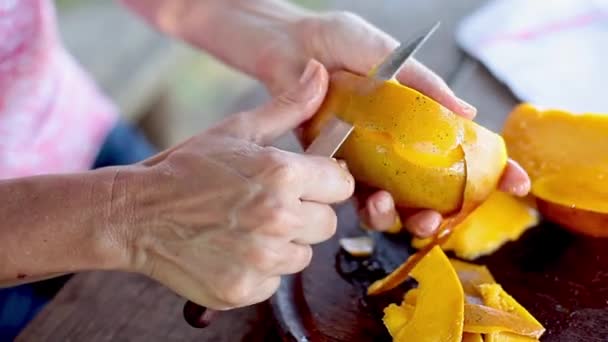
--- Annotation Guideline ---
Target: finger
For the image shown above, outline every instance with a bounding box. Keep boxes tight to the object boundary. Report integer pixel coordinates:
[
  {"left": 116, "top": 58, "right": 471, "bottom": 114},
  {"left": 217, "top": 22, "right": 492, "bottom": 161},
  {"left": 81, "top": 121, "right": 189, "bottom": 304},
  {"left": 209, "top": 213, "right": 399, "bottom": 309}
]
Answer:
[
  {"left": 220, "top": 59, "right": 328, "bottom": 145},
  {"left": 273, "top": 244, "right": 313, "bottom": 275},
  {"left": 498, "top": 159, "right": 531, "bottom": 196},
  {"left": 292, "top": 202, "right": 337, "bottom": 245},
  {"left": 402, "top": 209, "right": 442, "bottom": 238},
  {"left": 397, "top": 59, "right": 477, "bottom": 119},
  {"left": 269, "top": 150, "right": 354, "bottom": 203},
  {"left": 359, "top": 190, "right": 398, "bottom": 232}
]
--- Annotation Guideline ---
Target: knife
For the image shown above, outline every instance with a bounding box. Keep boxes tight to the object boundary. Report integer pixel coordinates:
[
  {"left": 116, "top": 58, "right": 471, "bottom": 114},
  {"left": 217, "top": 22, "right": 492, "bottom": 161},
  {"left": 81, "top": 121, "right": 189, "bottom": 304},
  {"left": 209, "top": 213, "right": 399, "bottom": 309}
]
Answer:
[{"left": 182, "top": 21, "right": 440, "bottom": 329}]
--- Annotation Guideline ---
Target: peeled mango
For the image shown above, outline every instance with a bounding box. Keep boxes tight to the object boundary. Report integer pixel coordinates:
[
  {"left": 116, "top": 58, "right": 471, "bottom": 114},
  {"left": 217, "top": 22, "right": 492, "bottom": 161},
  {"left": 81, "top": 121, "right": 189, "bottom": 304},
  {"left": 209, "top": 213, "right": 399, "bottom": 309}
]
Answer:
[
  {"left": 303, "top": 71, "right": 507, "bottom": 215},
  {"left": 503, "top": 104, "right": 608, "bottom": 237},
  {"left": 413, "top": 191, "right": 539, "bottom": 259},
  {"left": 380, "top": 251, "right": 545, "bottom": 341}
]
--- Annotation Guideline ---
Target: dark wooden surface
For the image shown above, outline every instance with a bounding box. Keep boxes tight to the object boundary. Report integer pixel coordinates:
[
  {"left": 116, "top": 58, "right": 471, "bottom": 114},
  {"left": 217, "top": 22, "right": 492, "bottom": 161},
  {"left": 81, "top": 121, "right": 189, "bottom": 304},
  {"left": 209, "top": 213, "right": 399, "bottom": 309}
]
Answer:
[{"left": 19, "top": 0, "right": 596, "bottom": 341}]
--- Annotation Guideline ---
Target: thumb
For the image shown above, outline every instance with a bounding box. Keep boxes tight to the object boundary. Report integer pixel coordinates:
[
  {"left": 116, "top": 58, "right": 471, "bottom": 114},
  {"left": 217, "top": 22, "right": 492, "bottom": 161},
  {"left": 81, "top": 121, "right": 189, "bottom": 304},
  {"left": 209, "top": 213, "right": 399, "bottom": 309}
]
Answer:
[{"left": 238, "top": 59, "right": 328, "bottom": 145}]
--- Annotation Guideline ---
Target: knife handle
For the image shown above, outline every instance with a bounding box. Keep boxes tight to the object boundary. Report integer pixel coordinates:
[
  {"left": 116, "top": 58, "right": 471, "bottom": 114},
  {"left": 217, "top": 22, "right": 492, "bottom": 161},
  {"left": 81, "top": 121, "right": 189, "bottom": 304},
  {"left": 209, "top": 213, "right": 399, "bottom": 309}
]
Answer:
[{"left": 183, "top": 301, "right": 217, "bottom": 328}]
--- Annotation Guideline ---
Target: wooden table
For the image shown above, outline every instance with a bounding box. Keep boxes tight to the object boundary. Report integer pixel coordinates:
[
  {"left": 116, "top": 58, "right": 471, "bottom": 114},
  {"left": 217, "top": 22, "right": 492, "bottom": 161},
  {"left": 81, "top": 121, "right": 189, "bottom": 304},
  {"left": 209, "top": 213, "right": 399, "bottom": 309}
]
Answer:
[{"left": 18, "top": 0, "right": 521, "bottom": 340}]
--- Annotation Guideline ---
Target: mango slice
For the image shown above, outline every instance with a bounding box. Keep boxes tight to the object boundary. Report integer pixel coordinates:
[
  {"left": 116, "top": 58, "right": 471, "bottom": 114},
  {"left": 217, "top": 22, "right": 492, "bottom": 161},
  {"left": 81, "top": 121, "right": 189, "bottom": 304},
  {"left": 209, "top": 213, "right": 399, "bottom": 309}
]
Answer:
[
  {"left": 450, "top": 259, "right": 496, "bottom": 298},
  {"left": 478, "top": 284, "right": 543, "bottom": 331},
  {"left": 502, "top": 104, "right": 608, "bottom": 181},
  {"left": 383, "top": 304, "right": 413, "bottom": 337},
  {"left": 303, "top": 71, "right": 507, "bottom": 214},
  {"left": 413, "top": 192, "right": 539, "bottom": 259},
  {"left": 463, "top": 304, "right": 544, "bottom": 339},
  {"left": 381, "top": 246, "right": 464, "bottom": 342}
]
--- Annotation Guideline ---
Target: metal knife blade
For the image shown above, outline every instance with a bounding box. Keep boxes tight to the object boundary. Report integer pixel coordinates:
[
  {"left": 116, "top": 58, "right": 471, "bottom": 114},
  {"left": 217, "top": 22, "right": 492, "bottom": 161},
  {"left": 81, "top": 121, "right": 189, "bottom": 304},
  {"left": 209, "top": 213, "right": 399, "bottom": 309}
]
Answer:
[
  {"left": 305, "top": 116, "right": 354, "bottom": 157},
  {"left": 372, "top": 21, "right": 440, "bottom": 81}
]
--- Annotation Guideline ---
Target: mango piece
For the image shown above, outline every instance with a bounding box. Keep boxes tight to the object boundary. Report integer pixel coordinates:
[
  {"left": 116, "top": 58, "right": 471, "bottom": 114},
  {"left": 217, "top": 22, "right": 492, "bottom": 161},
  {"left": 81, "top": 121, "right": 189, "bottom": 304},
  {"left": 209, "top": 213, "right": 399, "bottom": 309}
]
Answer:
[
  {"left": 380, "top": 246, "right": 464, "bottom": 342},
  {"left": 478, "top": 284, "right": 544, "bottom": 334},
  {"left": 462, "top": 333, "right": 484, "bottom": 342},
  {"left": 450, "top": 259, "right": 496, "bottom": 297},
  {"left": 413, "top": 192, "right": 538, "bottom": 259},
  {"left": 402, "top": 288, "right": 419, "bottom": 306},
  {"left": 463, "top": 304, "right": 544, "bottom": 339},
  {"left": 303, "top": 71, "right": 507, "bottom": 214},
  {"left": 383, "top": 303, "right": 413, "bottom": 337},
  {"left": 502, "top": 104, "right": 608, "bottom": 181}
]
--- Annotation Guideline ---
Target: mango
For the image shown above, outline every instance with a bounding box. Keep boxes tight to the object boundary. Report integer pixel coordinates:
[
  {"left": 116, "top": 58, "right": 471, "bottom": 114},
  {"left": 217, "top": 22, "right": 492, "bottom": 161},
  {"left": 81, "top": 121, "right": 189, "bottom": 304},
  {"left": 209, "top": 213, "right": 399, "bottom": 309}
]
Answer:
[
  {"left": 413, "top": 191, "right": 539, "bottom": 259},
  {"left": 381, "top": 246, "right": 464, "bottom": 342},
  {"left": 503, "top": 104, "right": 608, "bottom": 237},
  {"left": 303, "top": 71, "right": 507, "bottom": 214},
  {"left": 478, "top": 284, "right": 545, "bottom": 341}
]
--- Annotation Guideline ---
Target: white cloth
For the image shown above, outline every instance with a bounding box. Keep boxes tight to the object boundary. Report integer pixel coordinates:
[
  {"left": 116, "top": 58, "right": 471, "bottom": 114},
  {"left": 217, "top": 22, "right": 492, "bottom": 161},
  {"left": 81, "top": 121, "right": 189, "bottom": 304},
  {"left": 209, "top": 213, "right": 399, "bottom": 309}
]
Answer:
[{"left": 457, "top": 0, "right": 608, "bottom": 113}]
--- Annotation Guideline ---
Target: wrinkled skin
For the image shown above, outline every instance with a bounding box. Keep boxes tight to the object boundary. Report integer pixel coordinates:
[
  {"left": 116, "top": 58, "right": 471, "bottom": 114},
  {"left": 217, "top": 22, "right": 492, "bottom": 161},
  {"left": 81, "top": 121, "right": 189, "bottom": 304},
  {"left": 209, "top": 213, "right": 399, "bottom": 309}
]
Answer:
[{"left": 120, "top": 62, "right": 353, "bottom": 309}]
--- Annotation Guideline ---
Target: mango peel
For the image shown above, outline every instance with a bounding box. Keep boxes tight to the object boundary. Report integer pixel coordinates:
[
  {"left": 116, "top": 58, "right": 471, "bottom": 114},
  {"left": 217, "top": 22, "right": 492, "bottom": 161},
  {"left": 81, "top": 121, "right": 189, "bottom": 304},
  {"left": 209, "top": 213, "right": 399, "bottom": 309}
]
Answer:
[
  {"left": 412, "top": 191, "right": 539, "bottom": 260},
  {"left": 381, "top": 249, "right": 545, "bottom": 341},
  {"left": 503, "top": 104, "right": 608, "bottom": 237}
]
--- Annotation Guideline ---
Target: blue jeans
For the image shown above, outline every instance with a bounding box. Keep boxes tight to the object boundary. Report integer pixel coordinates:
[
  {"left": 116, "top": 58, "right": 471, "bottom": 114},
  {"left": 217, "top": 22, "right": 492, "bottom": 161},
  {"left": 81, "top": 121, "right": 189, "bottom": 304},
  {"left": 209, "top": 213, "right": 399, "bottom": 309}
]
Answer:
[{"left": 0, "top": 121, "right": 157, "bottom": 341}]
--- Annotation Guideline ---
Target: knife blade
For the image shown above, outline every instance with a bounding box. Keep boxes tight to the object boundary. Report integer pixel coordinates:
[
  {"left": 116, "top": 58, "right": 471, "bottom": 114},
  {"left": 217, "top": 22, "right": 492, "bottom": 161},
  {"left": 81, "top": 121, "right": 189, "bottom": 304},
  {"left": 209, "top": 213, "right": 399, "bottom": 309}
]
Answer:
[
  {"left": 371, "top": 21, "right": 440, "bottom": 81},
  {"left": 182, "top": 21, "right": 440, "bottom": 329}
]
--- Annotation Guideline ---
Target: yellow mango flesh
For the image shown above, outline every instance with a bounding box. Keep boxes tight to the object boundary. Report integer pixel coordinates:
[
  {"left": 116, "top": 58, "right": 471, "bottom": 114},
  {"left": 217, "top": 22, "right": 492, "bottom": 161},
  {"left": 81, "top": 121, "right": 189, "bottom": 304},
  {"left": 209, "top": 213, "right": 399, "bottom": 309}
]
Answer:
[
  {"left": 413, "top": 192, "right": 539, "bottom": 260},
  {"left": 532, "top": 171, "right": 608, "bottom": 214},
  {"left": 382, "top": 246, "right": 464, "bottom": 342},
  {"left": 303, "top": 71, "right": 507, "bottom": 214},
  {"left": 502, "top": 103, "right": 608, "bottom": 181}
]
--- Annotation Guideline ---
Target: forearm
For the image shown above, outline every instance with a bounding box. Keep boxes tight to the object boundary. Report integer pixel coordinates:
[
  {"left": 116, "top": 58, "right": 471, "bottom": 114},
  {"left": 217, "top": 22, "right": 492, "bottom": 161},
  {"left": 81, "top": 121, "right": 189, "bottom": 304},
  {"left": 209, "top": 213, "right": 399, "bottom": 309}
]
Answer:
[
  {"left": 121, "top": 0, "right": 312, "bottom": 85},
  {"left": 0, "top": 168, "right": 128, "bottom": 285}
]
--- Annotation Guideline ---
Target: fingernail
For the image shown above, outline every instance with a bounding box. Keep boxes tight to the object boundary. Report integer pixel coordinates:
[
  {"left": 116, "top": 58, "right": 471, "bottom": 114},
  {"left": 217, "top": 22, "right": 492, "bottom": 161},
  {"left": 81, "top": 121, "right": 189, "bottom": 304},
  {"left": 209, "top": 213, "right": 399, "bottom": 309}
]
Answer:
[
  {"left": 337, "top": 160, "right": 349, "bottom": 170},
  {"left": 299, "top": 59, "right": 318, "bottom": 85},
  {"left": 511, "top": 182, "right": 530, "bottom": 196},
  {"left": 456, "top": 98, "right": 477, "bottom": 118},
  {"left": 373, "top": 195, "right": 393, "bottom": 215}
]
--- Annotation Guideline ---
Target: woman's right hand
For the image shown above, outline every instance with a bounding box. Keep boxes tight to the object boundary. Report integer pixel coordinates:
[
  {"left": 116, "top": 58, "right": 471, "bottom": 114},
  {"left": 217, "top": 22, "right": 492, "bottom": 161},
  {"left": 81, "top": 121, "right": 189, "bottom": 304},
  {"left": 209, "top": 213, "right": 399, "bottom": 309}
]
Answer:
[{"left": 110, "top": 60, "right": 354, "bottom": 310}]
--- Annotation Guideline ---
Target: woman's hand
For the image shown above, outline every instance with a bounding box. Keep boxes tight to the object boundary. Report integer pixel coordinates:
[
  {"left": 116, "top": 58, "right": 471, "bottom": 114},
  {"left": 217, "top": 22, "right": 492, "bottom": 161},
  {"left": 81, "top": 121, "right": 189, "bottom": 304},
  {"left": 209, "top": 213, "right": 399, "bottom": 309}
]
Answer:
[{"left": 114, "top": 61, "right": 353, "bottom": 309}]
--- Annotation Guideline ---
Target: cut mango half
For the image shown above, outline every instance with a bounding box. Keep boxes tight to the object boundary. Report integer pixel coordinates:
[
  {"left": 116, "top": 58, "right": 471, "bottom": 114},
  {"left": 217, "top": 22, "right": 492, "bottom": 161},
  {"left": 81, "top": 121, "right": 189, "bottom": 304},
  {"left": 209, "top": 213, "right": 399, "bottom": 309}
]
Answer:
[
  {"left": 503, "top": 104, "right": 608, "bottom": 237},
  {"left": 413, "top": 191, "right": 539, "bottom": 259},
  {"left": 503, "top": 104, "right": 608, "bottom": 181}
]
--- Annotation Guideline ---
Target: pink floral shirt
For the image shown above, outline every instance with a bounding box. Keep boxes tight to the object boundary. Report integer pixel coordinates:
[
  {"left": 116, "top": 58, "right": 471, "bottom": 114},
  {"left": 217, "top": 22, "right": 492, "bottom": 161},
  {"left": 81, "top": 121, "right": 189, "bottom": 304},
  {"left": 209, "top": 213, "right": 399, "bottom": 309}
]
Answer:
[{"left": 0, "top": 0, "right": 118, "bottom": 179}]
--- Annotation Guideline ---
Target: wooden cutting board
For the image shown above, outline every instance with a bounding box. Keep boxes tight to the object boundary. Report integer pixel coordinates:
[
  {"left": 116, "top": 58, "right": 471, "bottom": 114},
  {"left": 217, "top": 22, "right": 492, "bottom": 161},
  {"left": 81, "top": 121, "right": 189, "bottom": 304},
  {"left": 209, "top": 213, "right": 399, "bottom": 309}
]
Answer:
[{"left": 270, "top": 201, "right": 608, "bottom": 341}]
